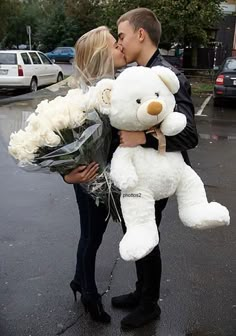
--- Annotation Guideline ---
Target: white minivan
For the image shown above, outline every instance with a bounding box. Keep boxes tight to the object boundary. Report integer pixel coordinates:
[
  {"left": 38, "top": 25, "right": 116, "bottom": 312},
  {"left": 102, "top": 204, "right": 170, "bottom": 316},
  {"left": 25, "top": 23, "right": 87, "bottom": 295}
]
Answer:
[{"left": 0, "top": 50, "right": 64, "bottom": 91}]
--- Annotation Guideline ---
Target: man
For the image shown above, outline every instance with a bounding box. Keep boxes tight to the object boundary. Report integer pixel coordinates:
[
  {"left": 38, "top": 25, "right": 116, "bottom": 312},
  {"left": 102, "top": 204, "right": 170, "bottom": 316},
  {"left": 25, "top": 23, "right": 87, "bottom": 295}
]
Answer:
[{"left": 112, "top": 8, "right": 198, "bottom": 330}]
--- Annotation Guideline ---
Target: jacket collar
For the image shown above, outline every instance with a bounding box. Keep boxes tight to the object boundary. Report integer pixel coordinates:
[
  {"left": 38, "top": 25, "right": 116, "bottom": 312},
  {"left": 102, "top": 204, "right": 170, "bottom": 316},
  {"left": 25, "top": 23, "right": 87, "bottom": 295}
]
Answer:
[{"left": 146, "top": 49, "right": 160, "bottom": 67}]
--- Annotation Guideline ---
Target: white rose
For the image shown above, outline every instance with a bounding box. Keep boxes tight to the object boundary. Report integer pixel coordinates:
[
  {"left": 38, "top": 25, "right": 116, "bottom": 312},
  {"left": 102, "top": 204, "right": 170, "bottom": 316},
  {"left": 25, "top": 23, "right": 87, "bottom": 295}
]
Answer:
[
  {"left": 35, "top": 99, "right": 49, "bottom": 114},
  {"left": 26, "top": 113, "right": 42, "bottom": 132},
  {"left": 8, "top": 130, "right": 38, "bottom": 162},
  {"left": 16, "top": 151, "right": 35, "bottom": 164},
  {"left": 43, "top": 130, "right": 61, "bottom": 147}
]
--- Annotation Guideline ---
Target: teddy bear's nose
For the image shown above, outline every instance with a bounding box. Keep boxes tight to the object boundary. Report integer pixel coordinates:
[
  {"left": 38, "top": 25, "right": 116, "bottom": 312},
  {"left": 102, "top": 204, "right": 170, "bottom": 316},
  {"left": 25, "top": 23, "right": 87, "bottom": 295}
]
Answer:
[{"left": 147, "top": 102, "right": 162, "bottom": 115}]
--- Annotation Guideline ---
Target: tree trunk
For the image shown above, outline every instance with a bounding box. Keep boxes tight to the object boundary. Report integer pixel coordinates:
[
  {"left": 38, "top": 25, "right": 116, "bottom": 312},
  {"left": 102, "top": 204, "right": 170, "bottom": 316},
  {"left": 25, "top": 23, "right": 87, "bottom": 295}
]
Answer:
[{"left": 192, "top": 46, "right": 198, "bottom": 68}]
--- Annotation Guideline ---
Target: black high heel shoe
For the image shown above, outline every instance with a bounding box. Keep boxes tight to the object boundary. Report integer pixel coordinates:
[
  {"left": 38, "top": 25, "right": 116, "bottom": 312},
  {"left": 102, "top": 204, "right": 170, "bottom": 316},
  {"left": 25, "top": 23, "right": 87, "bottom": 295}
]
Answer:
[
  {"left": 70, "top": 280, "right": 81, "bottom": 302},
  {"left": 81, "top": 295, "right": 111, "bottom": 323}
]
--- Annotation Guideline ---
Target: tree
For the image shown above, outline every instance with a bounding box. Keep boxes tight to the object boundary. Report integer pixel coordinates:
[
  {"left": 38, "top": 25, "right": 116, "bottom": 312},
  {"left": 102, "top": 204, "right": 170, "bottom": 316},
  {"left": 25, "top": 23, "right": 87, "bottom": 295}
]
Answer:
[
  {"left": 36, "top": 0, "right": 105, "bottom": 51},
  {"left": 154, "top": 0, "right": 223, "bottom": 47},
  {"left": 35, "top": 0, "right": 78, "bottom": 51},
  {"left": 1, "top": 0, "right": 223, "bottom": 54},
  {"left": 1, "top": 0, "right": 43, "bottom": 49},
  {"left": 102, "top": 0, "right": 223, "bottom": 47},
  {"left": 101, "top": 0, "right": 223, "bottom": 67},
  {"left": 65, "top": 0, "right": 105, "bottom": 36},
  {"left": 0, "top": 0, "right": 21, "bottom": 47}
]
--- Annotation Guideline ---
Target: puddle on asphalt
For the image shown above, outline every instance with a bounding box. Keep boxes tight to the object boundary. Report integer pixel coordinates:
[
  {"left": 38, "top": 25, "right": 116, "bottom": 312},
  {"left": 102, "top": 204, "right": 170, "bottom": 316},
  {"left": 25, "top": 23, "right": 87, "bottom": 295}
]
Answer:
[
  {"left": 0, "top": 81, "right": 71, "bottom": 147},
  {"left": 186, "top": 333, "right": 221, "bottom": 336}
]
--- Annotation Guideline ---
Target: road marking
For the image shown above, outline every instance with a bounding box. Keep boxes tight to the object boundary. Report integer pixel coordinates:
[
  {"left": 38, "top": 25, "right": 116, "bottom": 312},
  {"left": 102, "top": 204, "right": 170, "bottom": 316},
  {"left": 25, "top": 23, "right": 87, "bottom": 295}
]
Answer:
[{"left": 195, "top": 94, "right": 212, "bottom": 116}]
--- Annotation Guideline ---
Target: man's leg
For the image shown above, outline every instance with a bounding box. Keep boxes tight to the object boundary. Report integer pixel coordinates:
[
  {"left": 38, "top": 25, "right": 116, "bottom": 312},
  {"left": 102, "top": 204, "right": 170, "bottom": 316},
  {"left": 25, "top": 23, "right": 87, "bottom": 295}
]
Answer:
[
  {"left": 112, "top": 199, "right": 168, "bottom": 316},
  {"left": 135, "top": 198, "right": 167, "bottom": 300},
  {"left": 118, "top": 198, "right": 168, "bottom": 329}
]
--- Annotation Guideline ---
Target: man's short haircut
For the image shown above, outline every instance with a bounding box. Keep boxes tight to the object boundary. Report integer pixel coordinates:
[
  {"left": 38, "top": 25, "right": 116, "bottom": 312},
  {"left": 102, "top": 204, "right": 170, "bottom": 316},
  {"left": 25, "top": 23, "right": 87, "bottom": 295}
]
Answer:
[{"left": 117, "top": 8, "right": 162, "bottom": 46}]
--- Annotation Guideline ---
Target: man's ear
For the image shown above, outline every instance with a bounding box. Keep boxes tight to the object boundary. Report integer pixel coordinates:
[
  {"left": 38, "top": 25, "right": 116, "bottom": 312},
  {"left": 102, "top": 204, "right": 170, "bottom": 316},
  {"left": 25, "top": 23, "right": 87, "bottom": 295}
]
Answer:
[
  {"left": 151, "top": 66, "right": 180, "bottom": 94},
  {"left": 95, "top": 79, "right": 114, "bottom": 114},
  {"left": 138, "top": 28, "right": 145, "bottom": 42}
]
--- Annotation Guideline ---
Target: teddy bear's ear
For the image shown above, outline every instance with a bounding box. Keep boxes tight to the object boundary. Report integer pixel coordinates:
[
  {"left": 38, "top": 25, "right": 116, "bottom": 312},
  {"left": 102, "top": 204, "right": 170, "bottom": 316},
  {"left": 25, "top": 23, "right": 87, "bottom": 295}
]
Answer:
[
  {"left": 151, "top": 66, "right": 180, "bottom": 94},
  {"left": 95, "top": 78, "right": 114, "bottom": 114}
]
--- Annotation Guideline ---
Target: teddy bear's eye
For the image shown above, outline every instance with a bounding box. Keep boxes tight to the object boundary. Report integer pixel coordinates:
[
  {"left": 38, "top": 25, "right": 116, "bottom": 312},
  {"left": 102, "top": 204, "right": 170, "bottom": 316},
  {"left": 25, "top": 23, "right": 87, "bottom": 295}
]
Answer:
[
  {"left": 136, "top": 99, "right": 141, "bottom": 104},
  {"left": 155, "top": 92, "right": 159, "bottom": 97}
]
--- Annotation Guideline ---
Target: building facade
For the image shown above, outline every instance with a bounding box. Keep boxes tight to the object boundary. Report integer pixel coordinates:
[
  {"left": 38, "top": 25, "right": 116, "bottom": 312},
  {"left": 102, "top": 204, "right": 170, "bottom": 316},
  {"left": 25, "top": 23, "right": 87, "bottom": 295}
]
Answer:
[{"left": 217, "top": 1, "right": 236, "bottom": 57}]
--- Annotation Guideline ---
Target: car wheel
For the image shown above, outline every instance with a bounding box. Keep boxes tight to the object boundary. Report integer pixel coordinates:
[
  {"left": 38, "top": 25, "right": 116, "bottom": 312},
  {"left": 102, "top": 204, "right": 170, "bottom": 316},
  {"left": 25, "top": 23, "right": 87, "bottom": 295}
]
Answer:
[
  {"left": 29, "top": 78, "right": 38, "bottom": 92},
  {"left": 57, "top": 72, "right": 63, "bottom": 82}
]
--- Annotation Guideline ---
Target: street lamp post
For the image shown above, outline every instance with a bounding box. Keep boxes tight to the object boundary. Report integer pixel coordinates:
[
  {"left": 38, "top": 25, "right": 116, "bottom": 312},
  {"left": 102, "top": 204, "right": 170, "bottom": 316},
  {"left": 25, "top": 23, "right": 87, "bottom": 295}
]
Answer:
[{"left": 26, "top": 25, "right": 32, "bottom": 50}]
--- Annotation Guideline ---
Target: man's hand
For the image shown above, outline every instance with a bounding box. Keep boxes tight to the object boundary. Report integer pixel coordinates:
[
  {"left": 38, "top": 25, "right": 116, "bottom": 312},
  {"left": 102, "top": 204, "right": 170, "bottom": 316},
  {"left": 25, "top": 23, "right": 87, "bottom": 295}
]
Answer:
[
  {"left": 119, "top": 130, "right": 146, "bottom": 147},
  {"left": 64, "top": 162, "right": 99, "bottom": 184}
]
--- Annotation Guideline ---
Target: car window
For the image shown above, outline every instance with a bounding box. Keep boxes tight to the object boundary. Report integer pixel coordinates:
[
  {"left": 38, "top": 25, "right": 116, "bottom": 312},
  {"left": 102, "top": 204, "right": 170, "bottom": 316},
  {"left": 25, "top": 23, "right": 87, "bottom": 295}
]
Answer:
[
  {"left": 54, "top": 47, "right": 63, "bottom": 52},
  {"left": 65, "top": 48, "right": 73, "bottom": 52},
  {"left": 224, "top": 59, "right": 236, "bottom": 71},
  {"left": 38, "top": 52, "right": 52, "bottom": 65},
  {"left": 0, "top": 53, "right": 17, "bottom": 65},
  {"left": 61, "top": 48, "right": 72, "bottom": 53},
  {"left": 29, "top": 52, "right": 42, "bottom": 64},
  {"left": 21, "top": 53, "right": 32, "bottom": 64}
]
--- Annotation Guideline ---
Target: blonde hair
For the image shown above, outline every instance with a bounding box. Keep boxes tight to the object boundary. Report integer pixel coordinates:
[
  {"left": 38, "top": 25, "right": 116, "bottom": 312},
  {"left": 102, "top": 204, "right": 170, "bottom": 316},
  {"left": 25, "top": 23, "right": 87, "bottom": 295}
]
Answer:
[
  {"left": 117, "top": 8, "right": 162, "bottom": 46},
  {"left": 74, "top": 26, "right": 114, "bottom": 86}
]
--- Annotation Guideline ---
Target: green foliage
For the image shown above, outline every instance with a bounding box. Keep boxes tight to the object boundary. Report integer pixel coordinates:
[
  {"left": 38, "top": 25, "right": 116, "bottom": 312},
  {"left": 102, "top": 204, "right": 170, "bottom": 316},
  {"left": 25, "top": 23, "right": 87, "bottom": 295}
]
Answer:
[
  {"left": 104, "top": 0, "right": 223, "bottom": 46},
  {"left": 154, "top": 0, "right": 223, "bottom": 46},
  {"left": 0, "top": 0, "right": 21, "bottom": 47},
  {"left": 0, "top": 0, "right": 224, "bottom": 50},
  {"left": 1, "top": 0, "right": 42, "bottom": 48},
  {"left": 35, "top": 1, "right": 79, "bottom": 51},
  {"left": 190, "top": 80, "right": 214, "bottom": 95},
  {"left": 65, "top": 0, "right": 105, "bottom": 35}
]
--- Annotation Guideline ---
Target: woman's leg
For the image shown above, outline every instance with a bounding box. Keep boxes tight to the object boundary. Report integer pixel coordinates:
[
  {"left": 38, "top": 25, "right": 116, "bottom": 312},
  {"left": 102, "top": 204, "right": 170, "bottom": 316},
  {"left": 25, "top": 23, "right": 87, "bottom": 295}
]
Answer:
[{"left": 73, "top": 184, "right": 109, "bottom": 298}]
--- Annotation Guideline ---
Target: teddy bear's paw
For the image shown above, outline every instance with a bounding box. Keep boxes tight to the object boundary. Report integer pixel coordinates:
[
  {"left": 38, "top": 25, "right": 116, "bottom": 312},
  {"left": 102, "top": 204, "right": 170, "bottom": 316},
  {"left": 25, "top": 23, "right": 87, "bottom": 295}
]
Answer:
[
  {"left": 180, "top": 202, "right": 230, "bottom": 229},
  {"left": 112, "top": 173, "right": 138, "bottom": 190},
  {"left": 120, "top": 175, "right": 138, "bottom": 190},
  {"left": 119, "top": 229, "right": 159, "bottom": 261}
]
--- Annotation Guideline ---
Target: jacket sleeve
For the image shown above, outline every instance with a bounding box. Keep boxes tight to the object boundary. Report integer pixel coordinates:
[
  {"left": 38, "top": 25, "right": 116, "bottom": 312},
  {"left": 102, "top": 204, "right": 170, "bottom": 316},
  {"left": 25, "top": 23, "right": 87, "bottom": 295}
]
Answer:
[
  {"left": 142, "top": 72, "right": 198, "bottom": 152},
  {"left": 107, "top": 127, "right": 120, "bottom": 162}
]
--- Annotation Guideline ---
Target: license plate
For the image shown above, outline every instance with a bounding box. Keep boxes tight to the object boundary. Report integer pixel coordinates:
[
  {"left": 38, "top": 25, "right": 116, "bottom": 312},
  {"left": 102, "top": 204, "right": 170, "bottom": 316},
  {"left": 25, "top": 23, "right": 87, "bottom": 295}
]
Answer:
[
  {"left": 234, "top": 80, "right": 236, "bottom": 85},
  {"left": 0, "top": 69, "right": 8, "bottom": 75}
]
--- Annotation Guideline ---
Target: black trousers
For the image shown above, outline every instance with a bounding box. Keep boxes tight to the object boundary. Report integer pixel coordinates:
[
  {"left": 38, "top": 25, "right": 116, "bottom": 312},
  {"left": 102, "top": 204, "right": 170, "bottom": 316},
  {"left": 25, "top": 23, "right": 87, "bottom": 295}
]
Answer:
[
  {"left": 134, "top": 198, "right": 168, "bottom": 305},
  {"left": 73, "top": 184, "right": 109, "bottom": 299}
]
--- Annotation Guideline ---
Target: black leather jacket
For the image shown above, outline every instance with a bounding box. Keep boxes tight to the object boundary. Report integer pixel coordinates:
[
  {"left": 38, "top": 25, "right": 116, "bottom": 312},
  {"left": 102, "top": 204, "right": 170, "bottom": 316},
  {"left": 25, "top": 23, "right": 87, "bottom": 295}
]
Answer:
[{"left": 108, "top": 49, "right": 198, "bottom": 164}]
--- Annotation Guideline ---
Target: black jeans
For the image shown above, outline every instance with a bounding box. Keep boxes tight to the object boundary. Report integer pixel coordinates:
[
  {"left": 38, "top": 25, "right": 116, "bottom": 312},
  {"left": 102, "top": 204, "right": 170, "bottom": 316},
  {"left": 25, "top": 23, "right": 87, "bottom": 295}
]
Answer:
[
  {"left": 121, "top": 198, "right": 168, "bottom": 306},
  {"left": 73, "top": 184, "right": 109, "bottom": 299},
  {"left": 135, "top": 198, "right": 168, "bottom": 305}
]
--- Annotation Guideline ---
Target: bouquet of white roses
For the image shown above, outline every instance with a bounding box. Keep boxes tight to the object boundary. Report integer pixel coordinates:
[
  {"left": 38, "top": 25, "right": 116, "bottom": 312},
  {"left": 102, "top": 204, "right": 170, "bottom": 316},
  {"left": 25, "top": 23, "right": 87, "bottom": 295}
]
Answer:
[
  {"left": 8, "top": 88, "right": 109, "bottom": 174},
  {"left": 8, "top": 87, "right": 121, "bottom": 221}
]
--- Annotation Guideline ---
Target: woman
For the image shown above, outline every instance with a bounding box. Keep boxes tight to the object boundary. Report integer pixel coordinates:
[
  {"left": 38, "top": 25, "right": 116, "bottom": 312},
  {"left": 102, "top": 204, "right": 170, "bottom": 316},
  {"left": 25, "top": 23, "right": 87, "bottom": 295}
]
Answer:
[{"left": 64, "top": 26, "right": 126, "bottom": 323}]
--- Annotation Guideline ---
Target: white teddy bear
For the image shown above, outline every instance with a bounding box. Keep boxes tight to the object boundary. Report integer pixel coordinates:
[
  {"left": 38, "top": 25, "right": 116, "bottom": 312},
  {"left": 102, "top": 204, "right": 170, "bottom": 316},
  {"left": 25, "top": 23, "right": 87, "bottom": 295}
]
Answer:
[{"left": 94, "top": 65, "right": 230, "bottom": 261}]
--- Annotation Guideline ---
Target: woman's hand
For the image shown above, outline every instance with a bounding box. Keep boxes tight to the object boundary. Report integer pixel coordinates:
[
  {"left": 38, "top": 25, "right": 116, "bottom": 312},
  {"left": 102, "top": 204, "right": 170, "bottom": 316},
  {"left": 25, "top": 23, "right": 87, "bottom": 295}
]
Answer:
[
  {"left": 119, "top": 130, "right": 146, "bottom": 147},
  {"left": 64, "top": 162, "right": 99, "bottom": 184}
]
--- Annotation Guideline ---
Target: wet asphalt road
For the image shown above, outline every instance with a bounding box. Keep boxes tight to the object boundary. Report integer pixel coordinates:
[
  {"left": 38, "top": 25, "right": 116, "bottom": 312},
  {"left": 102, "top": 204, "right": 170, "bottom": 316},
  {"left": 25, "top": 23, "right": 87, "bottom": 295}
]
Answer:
[{"left": 0, "top": 90, "right": 235, "bottom": 335}]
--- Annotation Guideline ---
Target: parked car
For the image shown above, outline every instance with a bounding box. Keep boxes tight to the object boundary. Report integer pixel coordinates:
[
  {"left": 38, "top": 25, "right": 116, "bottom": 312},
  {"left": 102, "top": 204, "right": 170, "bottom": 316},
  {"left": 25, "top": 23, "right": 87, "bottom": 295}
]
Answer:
[
  {"left": 213, "top": 57, "right": 236, "bottom": 106},
  {"left": 46, "top": 47, "right": 75, "bottom": 63},
  {"left": 0, "top": 50, "right": 64, "bottom": 92}
]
